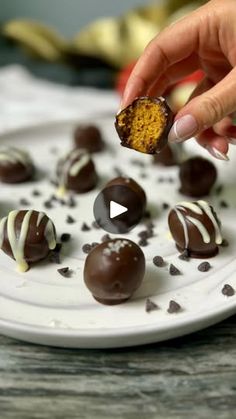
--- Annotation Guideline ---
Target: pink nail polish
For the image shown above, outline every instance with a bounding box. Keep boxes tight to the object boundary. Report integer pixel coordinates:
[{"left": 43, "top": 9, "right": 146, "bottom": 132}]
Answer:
[
  {"left": 168, "top": 115, "right": 198, "bottom": 143},
  {"left": 205, "top": 146, "right": 229, "bottom": 161}
]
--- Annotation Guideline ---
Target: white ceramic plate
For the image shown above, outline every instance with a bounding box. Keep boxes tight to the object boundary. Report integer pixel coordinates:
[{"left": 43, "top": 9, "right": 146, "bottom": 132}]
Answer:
[{"left": 0, "top": 118, "right": 236, "bottom": 348}]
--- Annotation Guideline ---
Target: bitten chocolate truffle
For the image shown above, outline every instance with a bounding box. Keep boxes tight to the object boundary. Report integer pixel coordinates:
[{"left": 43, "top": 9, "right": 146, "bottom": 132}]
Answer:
[
  {"left": 84, "top": 238, "right": 145, "bottom": 305},
  {"left": 179, "top": 157, "right": 217, "bottom": 197},
  {"left": 57, "top": 149, "right": 97, "bottom": 195},
  {"left": 168, "top": 200, "right": 222, "bottom": 258},
  {"left": 0, "top": 147, "right": 35, "bottom": 183},
  {"left": 74, "top": 125, "right": 105, "bottom": 153},
  {"left": 115, "top": 97, "right": 174, "bottom": 154},
  {"left": 0, "top": 210, "right": 57, "bottom": 272}
]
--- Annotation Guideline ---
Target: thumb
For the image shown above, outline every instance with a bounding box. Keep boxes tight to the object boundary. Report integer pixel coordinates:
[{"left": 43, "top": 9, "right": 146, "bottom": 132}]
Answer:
[{"left": 168, "top": 68, "right": 236, "bottom": 143}]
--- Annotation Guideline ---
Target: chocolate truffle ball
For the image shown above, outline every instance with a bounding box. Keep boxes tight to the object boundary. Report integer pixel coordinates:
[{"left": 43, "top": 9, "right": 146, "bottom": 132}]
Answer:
[
  {"left": 105, "top": 176, "right": 146, "bottom": 230},
  {"left": 57, "top": 149, "right": 98, "bottom": 195},
  {"left": 179, "top": 157, "right": 217, "bottom": 197},
  {"left": 0, "top": 210, "right": 57, "bottom": 272},
  {"left": 153, "top": 144, "right": 177, "bottom": 166},
  {"left": 84, "top": 238, "right": 146, "bottom": 305},
  {"left": 0, "top": 147, "right": 35, "bottom": 183},
  {"left": 74, "top": 125, "right": 105, "bottom": 153},
  {"left": 115, "top": 96, "right": 174, "bottom": 154},
  {"left": 168, "top": 200, "right": 222, "bottom": 258}
]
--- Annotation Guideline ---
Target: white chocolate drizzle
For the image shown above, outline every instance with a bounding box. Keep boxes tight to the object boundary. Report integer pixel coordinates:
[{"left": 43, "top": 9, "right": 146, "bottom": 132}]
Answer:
[
  {"left": 58, "top": 149, "right": 90, "bottom": 196},
  {"left": 174, "top": 200, "right": 222, "bottom": 249},
  {"left": 0, "top": 147, "right": 32, "bottom": 167},
  {"left": 0, "top": 210, "right": 56, "bottom": 272}
]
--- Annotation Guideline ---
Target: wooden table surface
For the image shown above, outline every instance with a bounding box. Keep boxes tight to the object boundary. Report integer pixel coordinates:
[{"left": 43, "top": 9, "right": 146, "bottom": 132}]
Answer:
[{"left": 1, "top": 315, "right": 236, "bottom": 419}]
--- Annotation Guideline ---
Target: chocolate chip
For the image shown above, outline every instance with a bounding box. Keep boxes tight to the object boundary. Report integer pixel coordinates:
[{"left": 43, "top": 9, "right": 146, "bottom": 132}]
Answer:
[
  {"left": 215, "top": 184, "right": 223, "bottom": 195},
  {"left": 60, "top": 233, "right": 71, "bottom": 242},
  {"left": 169, "top": 264, "right": 181, "bottom": 275},
  {"left": 130, "top": 159, "right": 145, "bottom": 168},
  {"left": 81, "top": 222, "right": 90, "bottom": 232},
  {"left": 32, "top": 189, "right": 41, "bottom": 197},
  {"left": 220, "top": 200, "right": 229, "bottom": 208},
  {"left": 82, "top": 243, "right": 92, "bottom": 254},
  {"left": 138, "top": 238, "right": 149, "bottom": 247},
  {"left": 145, "top": 220, "right": 154, "bottom": 230},
  {"left": 222, "top": 284, "right": 235, "bottom": 297},
  {"left": 220, "top": 238, "right": 229, "bottom": 247},
  {"left": 101, "top": 234, "right": 111, "bottom": 243},
  {"left": 92, "top": 220, "right": 100, "bottom": 229},
  {"left": 157, "top": 177, "right": 164, "bottom": 183},
  {"left": 44, "top": 200, "right": 53, "bottom": 209},
  {"left": 198, "top": 261, "right": 211, "bottom": 272},
  {"left": 167, "top": 300, "right": 181, "bottom": 313},
  {"left": 138, "top": 230, "right": 149, "bottom": 239},
  {"left": 68, "top": 196, "right": 76, "bottom": 208},
  {"left": 168, "top": 177, "right": 174, "bottom": 183},
  {"left": 49, "top": 243, "right": 62, "bottom": 264},
  {"left": 153, "top": 255, "right": 165, "bottom": 267},
  {"left": 19, "top": 198, "right": 30, "bottom": 206},
  {"left": 162, "top": 202, "right": 170, "bottom": 210},
  {"left": 50, "top": 179, "right": 59, "bottom": 187},
  {"left": 59, "top": 198, "right": 66, "bottom": 206},
  {"left": 140, "top": 172, "right": 147, "bottom": 179},
  {"left": 91, "top": 242, "right": 99, "bottom": 248},
  {"left": 66, "top": 215, "right": 75, "bottom": 224},
  {"left": 178, "top": 249, "right": 189, "bottom": 261},
  {"left": 113, "top": 167, "right": 123, "bottom": 176},
  {"left": 57, "top": 267, "right": 72, "bottom": 278},
  {"left": 145, "top": 298, "right": 159, "bottom": 313}
]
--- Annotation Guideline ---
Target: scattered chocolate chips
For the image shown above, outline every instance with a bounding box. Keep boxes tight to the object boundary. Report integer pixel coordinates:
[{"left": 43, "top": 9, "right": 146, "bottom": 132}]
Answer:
[
  {"left": 220, "top": 238, "right": 229, "bottom": 247},
  {"left": 50, "top": 179, "right": 59, "bottom": 187},
  {"left": 222, "top": 284, "right": 235, "bottom": 297},
  {"left": 138, "top": 238, "right": 149, "bottom": 247},
  {"left": 157, "top": 177, "right": 164, "bottom": 183},
  {"left": 92, "top": 220, "right": 100, "bottom": 229},
  {"left": 66, "top": 215, "right": 75, "bottom": 224},
  {"left": 178, "top": 249, "right": 190, "bottom": 261},
  {"left": 81, "top": 222, "right": 90, "bottom": 232},
  {"left": 130, "top": 159, "right": 145, "bottom": 168},
  {"left": 82, "top": 243, "right": 92, "bottom": 254},
  {"left": 168, "top": 177, "right": 174, "bottom": 183},
  {"left": 113, "top": 167, "right": 123, "bottom": 176},
  {"left": 91, "top": 242, "right": 99, "bottom": 249},
  {"left": 101, "top": 234, "right": 111, "bottom": 243},
  {"left": 44, "top": 200, "right": 53, "bottom": 209},
  {"left": 19, "top": 198, "right": 30, "bottom": 206},
  {"left": 60, "top": 233, "right": 71, "bottom": 243},
  {"left": 32, "top": 189, "right": 41, "bottom": 197},
  {"left": 169, "top": 264, "right": 181, "bottom": 275},
  {"left": 153, "top": 255, "right": 165, "bottom": 267},
  {"left": 198, "top": 261, "right": 211, "bottom": 272},
  {"left": 145, "top": 298, "right": 159, "bottom": 313},
  {"left": 57, "top": 267, "right": 72, "bottom": 278},
  {"left": 167, "top": 300, "right": 181, "bottom": 313},
  {"left": 162, "top": 202, "right": 170, "bottom": 210},
  {"left": 143, "top": 210, "right": 151, "bottom": 219},
  {"left": 220, "top": 200, "right": 229, "bottom": 208}
]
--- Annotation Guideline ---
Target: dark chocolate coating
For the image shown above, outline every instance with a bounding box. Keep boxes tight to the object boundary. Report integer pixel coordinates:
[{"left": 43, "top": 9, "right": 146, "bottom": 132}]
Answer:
[
  {"left": 153, "top": 144, "right": 177, "bottom": 166},
  {"left": 168, "top": 203, "right": 221, "bottom": 258},
  {"left": 74, "top": 125, "right": 104, "bottom": 153},
  {"left": 105, "top": 176, "right": 147, "bottom": 228},
  {"left": 179, "top": 157, "right": 217, "bottom": 197},
  {"left": 57, "top": 150, "right": 98, "bottom": 193},
  {"left": 115, "top": 97, "right": 174, "bottom": 154},
  {"left": 84, "top": 238, "right": 145, "bottom": 305},
  {"left": 0, "top": 148, "right": 34, "bottom": 183},
  {"left": 1, "top": 210, "right": 56, "bottom": 264}
]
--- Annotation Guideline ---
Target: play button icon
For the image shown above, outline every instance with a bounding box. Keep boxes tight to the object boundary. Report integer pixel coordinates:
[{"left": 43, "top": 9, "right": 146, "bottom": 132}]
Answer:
[
  {"left": 93, "top": 184, "right": 145, "bottom": 234},
  {"left": 110, "top": 201, "right": 128, "bottom": 219}
]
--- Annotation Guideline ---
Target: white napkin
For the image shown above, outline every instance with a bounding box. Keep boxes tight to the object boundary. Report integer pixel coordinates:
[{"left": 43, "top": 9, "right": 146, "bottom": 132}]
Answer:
[{"left": 0, "top": 65, "right": 119, "bottom": 134}]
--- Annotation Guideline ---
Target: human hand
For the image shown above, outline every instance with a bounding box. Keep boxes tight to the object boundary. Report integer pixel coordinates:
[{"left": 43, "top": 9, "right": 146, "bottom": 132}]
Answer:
[{"left": 121, "top": 0, "right": 236, "bottom": 160}]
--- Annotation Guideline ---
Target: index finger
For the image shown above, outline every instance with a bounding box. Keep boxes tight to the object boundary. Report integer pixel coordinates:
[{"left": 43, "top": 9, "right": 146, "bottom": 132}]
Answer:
[{"left": 121, "top": 12, "right": 200, "bottom": 109}]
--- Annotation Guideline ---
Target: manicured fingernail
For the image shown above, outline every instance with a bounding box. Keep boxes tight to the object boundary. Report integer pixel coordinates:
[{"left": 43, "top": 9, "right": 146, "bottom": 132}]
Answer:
[
  {"left": 205, "top": 146, "right": 229, "bottom": 161},
  {"left": 228, "top": 137, "right": 236, "bottom": 145},
  {"left": 168, "top": 115, "right": 198, "bottom": 143}
]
